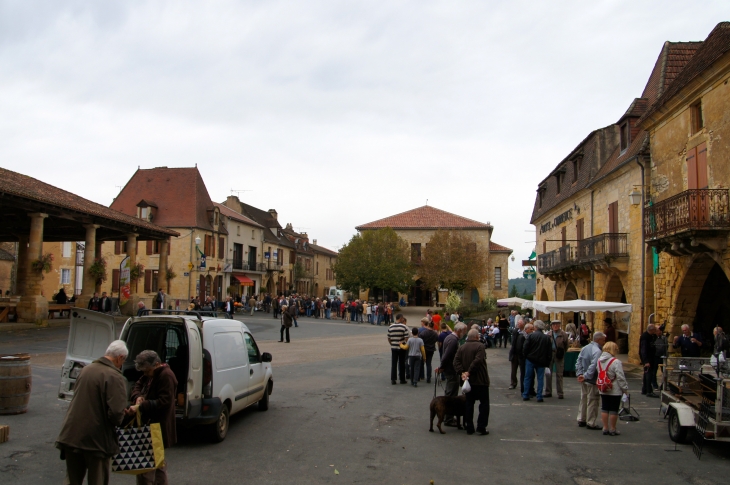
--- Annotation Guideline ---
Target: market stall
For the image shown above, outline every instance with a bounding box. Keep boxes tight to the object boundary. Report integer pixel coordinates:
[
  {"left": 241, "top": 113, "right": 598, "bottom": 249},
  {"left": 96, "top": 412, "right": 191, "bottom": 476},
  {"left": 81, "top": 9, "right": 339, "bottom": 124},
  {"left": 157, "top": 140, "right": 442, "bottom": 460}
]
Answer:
[
  {"left": 520, "top": 299, "right": 633, "bottom": 375},
  {"left": 497, "top": 297, "right": 529, "bottom": 307}
]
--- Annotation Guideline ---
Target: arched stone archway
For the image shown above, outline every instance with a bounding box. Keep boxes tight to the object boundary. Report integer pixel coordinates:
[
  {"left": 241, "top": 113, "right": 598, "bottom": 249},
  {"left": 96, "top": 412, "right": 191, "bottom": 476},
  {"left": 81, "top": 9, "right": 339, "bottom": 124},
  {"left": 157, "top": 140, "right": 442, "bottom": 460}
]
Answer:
[
  {"left": 604, "top": 275, "right": 626, "bottom": 303},
  {"left": 540, "top": 288, "right": 549, "bottom": 301},
  {"left": 564, "top": 282, "right": 578, "bottom": 300},
  {"left": 669, "top": 254, "right": 730, "bottom": 341},
  {"left": 537, "top": 288, "right": 550, "bottom": 321}
]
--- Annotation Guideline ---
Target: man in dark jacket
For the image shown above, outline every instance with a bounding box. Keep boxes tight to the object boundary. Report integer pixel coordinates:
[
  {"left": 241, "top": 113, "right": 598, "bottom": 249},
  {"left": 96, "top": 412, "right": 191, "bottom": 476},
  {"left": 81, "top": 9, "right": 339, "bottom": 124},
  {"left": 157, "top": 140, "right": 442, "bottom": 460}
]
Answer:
[
  {"left": 87, "top": 292, "right": 101, "bottom": 312},
  {"left": 454, "top": 329, "right": 491, "bottom": 435},
  {"left": 100, "top": 292, "right": 112, "bottom": 314},
  {"left": 673, "top": 324, "right": 703, "bottom": 357},
  {"left": 128, "top": 350, "right": 178, "bottom": 485},
  {"left": 436, "top": 322, "right": 467, "bottom": 426},
  {"left": 640, "top": 324, "right": 660, "bottom": 397},
  {"left": 419, "top": 319, "right": 439, "bottom": 384},
  {"left": 522, "top": 320, "right": 552, "bottom": 402},
  {"left": 56, "top": 340, "right": 128, "bottom": 485},
  {"left": 508, "top": 317, "right": 526, "bottom": 391}
]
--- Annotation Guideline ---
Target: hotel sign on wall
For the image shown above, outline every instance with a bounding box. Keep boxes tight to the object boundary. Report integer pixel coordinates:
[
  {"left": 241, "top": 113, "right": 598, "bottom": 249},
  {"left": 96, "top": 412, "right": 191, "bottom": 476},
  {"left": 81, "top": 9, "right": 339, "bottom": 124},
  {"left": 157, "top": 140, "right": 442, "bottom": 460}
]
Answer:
[{"left": 539, "top": 209, "right": 573, "bottom": 234}]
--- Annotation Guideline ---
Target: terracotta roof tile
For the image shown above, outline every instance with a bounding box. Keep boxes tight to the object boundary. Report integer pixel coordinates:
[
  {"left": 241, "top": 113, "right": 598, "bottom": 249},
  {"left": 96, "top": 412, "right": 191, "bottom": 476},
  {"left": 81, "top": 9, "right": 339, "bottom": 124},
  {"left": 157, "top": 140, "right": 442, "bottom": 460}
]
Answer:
[
  {"left": 309, "top": 243, "right": 338, "bottom": 257},
  {"left": 111, "top": 167, "right": 215, "bottom": 230},
  {"left": 214, "top": 202, "right": 264, "bottom": 228},
  {"left": 641, "top": 41, "right": 704, "bottom": 103},
  {"left": 0, "top": 167, "right": 178, "bottom": 237},
  {"left": 357, "top": 206, "right": 492, "bottom": 230},
  {"left": 489, "top": 241, "right": 512, "bottom": 253},
  {"left": 641, "top": 22, "right": 730, "bottom": 124}
]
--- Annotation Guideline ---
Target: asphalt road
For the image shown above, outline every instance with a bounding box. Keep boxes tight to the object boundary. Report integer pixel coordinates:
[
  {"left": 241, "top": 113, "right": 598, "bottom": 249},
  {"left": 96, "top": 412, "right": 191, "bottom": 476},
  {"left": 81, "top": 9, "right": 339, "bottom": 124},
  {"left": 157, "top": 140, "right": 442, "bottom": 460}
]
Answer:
[{"left": 0, "top": 310, "right": 728, "bottom": 484}]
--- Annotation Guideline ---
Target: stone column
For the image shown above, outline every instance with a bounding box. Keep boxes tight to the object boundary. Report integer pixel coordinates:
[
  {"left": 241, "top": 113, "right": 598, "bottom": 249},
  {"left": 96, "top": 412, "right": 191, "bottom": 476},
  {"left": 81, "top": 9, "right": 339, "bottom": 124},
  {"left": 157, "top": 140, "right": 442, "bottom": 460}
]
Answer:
[
  {"left": 15, "top": 236, "right": 28, "bottom": 296},
  {"left": 121, "top": 233, "right": 138, "bottom": 316},
  {"left": 76, "top": 224, "right": 100, "bottom": 310},
  {"left": 17, "top": 213, "right": 49, "bottom": 324},
  {"left": 158, "top": 239, "right": 169, "bottom": 294},
  {"left": 94, "top": 240, "right": 103, "bottom": 293}
]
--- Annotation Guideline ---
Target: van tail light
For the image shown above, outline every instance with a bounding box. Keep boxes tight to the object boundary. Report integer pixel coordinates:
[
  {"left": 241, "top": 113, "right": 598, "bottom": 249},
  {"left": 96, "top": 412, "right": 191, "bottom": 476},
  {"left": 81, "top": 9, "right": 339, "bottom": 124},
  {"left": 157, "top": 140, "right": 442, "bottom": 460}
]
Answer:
[
  {"left": 69, "top": 362, "right": 85, "bottom": 379},
  {"left": 202, "top": 356, "right": 212, "bottom": 397}
]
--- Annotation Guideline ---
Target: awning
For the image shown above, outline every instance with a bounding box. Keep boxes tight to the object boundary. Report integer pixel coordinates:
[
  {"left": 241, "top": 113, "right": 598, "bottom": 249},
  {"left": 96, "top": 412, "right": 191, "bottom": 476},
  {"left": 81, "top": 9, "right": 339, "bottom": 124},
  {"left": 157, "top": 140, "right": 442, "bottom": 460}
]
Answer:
[
  {"left": 522, "top": 299, "right": 632, "bottom": 313},
  {"left": 233, "top": 275, "right": 255, "bottom": 286},
  {"left": 497, "top": 297, "right": 529, "bottom": 307}
]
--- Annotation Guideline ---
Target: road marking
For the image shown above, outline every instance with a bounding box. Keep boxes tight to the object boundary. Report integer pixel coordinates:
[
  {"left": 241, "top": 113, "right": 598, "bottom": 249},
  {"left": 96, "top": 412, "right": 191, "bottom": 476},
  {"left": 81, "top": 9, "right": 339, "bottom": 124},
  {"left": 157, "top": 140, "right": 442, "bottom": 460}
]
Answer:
[{"left": 499, "top": 439, "right": 670, "bottom": 446}]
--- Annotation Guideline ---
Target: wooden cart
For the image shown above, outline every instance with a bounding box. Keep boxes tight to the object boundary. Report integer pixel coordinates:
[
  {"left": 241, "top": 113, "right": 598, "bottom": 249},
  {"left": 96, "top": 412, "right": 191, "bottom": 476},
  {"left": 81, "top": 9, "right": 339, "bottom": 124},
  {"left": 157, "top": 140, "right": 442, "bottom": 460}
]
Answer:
[{"left": 660, "top": 356, "right": 730, "bottom": 458}]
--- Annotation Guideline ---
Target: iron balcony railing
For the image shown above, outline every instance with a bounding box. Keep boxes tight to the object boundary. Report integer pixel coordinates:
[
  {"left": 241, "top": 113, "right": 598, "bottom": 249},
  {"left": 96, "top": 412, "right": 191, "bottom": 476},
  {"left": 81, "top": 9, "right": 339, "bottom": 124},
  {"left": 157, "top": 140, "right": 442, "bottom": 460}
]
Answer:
[
  {"left": 644, "top": 189, "right": 730, "bottom": 241},
  {"left": 576, "top": 233, "right": 628, "bottom": 262},
  {"left": 229, "top": 260, "right": 268, "bottom": 272},
  {"left": 537, "top": 245, "right": 574, "bottom": 274}
]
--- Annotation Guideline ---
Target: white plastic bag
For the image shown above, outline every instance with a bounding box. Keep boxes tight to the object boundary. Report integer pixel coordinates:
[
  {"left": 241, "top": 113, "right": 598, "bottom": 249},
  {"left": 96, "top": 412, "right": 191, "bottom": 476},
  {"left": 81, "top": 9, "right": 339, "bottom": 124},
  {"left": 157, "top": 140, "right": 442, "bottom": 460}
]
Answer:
[
  {"left": 544, "top": 367, "right": 551, "bottom": 377},
  {"left": 461, "top": 379, "right": 471, "bottom": 394}
]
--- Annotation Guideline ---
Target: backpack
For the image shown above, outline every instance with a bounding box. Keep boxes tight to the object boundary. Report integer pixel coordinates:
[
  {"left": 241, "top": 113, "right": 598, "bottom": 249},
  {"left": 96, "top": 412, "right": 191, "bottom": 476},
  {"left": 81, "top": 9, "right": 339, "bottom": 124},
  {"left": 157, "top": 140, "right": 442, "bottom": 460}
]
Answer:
[
  {"left": 596, "top": 358, "right": 617, "bottom": 393},
  {"left": 580, "top": 324, "right": 589, "bottom": 338}
]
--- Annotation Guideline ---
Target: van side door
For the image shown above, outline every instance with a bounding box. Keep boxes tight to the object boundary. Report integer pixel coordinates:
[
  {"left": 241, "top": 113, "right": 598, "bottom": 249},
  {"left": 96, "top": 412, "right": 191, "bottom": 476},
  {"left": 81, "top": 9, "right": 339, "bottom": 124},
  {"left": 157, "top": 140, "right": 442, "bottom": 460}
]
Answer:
[
  {"left": 185, "top": 321, "right": 203, "bottom": 418},
  {"left": 243, "top": 332, "right": 266, "bottom": 406},
  {"left": 211, "top": 330, "right": 249, "bottom": 415}
]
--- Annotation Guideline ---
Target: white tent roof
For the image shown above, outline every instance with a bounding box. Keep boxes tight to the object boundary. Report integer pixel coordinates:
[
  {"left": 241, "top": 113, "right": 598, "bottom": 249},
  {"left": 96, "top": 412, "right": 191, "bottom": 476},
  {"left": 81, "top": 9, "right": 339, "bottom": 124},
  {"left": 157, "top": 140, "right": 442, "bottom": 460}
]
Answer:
[
  {"left": 521, "top": 299, "right": 632, "bottom": 313},
  {"left": 497, "top": 297, "right": 529, "bottom": 306}
]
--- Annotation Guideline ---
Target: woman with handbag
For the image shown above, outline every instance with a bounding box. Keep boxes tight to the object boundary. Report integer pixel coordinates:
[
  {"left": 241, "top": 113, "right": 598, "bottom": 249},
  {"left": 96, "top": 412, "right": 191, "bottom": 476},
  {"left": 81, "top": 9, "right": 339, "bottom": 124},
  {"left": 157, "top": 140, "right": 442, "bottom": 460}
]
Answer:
[
  {"left": 596, "top": 342, "right": 629, "bottom": 436},
  {"left": 127, "top": 350, "right": 178, "bottom": 485}
]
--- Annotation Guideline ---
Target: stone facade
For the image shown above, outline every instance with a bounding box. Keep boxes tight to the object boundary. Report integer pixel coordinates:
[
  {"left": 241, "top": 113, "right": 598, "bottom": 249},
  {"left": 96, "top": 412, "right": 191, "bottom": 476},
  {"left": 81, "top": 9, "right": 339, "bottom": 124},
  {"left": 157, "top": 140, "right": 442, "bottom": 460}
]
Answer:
[{"left": 639, "top": 26, "right": 730, "bottom": 342}]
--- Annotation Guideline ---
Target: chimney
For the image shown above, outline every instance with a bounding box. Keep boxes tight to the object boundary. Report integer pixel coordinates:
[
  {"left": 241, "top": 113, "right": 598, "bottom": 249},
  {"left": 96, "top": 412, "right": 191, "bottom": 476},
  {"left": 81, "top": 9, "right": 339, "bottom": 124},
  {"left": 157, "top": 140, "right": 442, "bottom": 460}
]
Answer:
[
  {"left": 225, "top": 196, "right": 243, "bottom": 213},
  {"left": 313, "top": 239, "right": 317, "bottom": 245},
  {"left": 268, "top": 209, "right": 278, "bottom": 220}
]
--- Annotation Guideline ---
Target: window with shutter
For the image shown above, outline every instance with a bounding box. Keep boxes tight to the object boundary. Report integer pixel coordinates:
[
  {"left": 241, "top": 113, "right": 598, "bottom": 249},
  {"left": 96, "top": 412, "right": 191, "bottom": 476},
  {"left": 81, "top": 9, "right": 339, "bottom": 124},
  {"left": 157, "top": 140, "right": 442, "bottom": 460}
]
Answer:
[
  {"left": 144, "top": 270, "right": 152, "bottom": 293},
  {"left": 114, "top": 241, "right": 121, "bottom": 255},
  {"left": 576, "top": 219, "right": 584, "bottom": 241},
  {"left": 218, "top": 237, "right": 225, "bottom": 259},
  {"left": 146, "top": 240, "right": 153, "bottom": 255},
  {"left": 204, "top": 235, "right": 211, "bottom": 256},
  {"left": 167, "top": 240, "right": 171, "bottom": 255},
  {"left": 686, "top": 147, "right": 698, "bottom": 189},
  {"left": 608, "top": 201, "right": 618, "bottom": 233},
  {"left": 112, "top": 269, "right": 120, "bottom": 292}
]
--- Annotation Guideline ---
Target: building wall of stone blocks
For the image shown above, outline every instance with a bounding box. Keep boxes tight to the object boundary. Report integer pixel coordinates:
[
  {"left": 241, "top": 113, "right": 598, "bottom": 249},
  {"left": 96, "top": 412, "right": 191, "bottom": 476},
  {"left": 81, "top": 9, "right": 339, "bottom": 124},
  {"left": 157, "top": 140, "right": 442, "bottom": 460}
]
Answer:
[
  {"left": 313, "top": 252, "right": 337, "bottom": 298},
  {"left": 40, "top": 242, "right": 79, "bottom": 301},
  {"left": 389, "top": 227, "right": 510, "bottom": 301}
]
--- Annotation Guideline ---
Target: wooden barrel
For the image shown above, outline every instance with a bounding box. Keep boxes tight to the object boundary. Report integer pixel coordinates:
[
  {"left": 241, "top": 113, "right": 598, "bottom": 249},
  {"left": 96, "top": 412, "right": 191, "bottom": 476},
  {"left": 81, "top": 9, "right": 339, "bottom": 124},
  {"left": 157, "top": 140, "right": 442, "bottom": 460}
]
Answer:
[{"left": 0, "top": 354, "right": 32, "bottom": 415}]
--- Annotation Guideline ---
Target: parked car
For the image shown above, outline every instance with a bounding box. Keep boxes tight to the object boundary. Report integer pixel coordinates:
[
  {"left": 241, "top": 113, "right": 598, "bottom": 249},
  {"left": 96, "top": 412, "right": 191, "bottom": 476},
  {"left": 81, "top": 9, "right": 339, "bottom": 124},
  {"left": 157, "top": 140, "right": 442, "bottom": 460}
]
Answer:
[{"left": 58, "top": 308, "right": 273, "bottom": 442}]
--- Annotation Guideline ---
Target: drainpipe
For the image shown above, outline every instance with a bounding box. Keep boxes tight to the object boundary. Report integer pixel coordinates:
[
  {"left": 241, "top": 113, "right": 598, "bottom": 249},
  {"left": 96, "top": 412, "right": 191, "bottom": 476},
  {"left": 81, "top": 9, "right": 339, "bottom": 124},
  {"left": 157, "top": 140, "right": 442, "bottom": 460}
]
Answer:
[
  {"left": 590, "top": 189, "right": 595, "bottom": 301},
  {"left": 189, "top": 227, "right": 194, "bottom": 300},
  {"left": 637, "top": 159, "right": 646, "bottom": 333}
]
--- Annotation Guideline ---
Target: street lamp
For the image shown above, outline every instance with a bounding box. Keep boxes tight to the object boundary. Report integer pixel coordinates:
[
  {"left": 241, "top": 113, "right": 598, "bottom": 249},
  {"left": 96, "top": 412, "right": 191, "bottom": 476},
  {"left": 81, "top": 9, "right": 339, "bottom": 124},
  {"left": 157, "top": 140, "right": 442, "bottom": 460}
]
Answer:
[
  {"left": 195, "top": 236, "right": 201, "bottom": 246},
  {"left": 629, "top": 186, "right": 643, "bottom": 206},
  {"left": 511, "top": 255, "right": 515, "bottom": 262}
]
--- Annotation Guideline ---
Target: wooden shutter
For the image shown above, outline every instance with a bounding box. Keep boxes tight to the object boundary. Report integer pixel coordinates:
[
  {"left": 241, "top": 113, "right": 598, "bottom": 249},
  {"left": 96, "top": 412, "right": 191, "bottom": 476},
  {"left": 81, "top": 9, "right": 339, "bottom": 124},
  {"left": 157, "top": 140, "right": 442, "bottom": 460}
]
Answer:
[
  {"left": 146, "top": 240, "right": 153, "bottom": 255},
  {"left": 696, "top": 143, "right": 708, "bottom": 189},
  {"left": 686, "top": 147, "right": 698, "bottom": 189},
  {"left": 114, "top": 241, "right": 121, "bottom": 255},
  {"left": 167, "top": 240, "right": 171, "bottom": 255},
  {"left": 218, "top": 237, "right": 225, "bottom": 259},
  {"left": 210, "top": 235, "right": 215, "bottom": 258},
  {"left": 576, "top": 219, "right": 584, "bottom": 241},
  {"left": 204, "top": 235, "right": 210, "bottom": 256},
  {"left": 542, "top": 241, "right": 546, "bottom": 253},
  {"left": 561, "top": 226, "right": 566, "bottom": 246},
  {"left": 144, "top": 270, "right": 152, "bottom": 293},
  {"left": 112, "top": 269, "right": 120, "bottom": 292},
  {"left": 608, "top": 201, "right": 619, "bottom": 233}
]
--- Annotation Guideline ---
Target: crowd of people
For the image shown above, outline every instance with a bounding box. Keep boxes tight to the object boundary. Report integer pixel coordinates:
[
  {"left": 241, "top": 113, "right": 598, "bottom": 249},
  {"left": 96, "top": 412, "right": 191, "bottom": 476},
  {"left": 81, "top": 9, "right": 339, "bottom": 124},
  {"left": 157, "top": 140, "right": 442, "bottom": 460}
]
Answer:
[{"left": 385, "top": 308, "right": 640, "bottom": 438}]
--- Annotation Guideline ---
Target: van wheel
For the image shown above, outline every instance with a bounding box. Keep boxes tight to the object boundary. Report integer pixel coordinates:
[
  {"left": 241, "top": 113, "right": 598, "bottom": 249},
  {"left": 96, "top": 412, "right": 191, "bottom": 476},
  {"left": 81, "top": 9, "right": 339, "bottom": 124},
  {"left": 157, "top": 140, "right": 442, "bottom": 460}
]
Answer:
[
  {"left": 258, "top": 381, "right": 270, "bottom": 411},
  {"left": 209, "top": 404, "right": 229, "bottom": 443},
  {"left": 668, "top": 408, "right": 689, "bottom": 443}
]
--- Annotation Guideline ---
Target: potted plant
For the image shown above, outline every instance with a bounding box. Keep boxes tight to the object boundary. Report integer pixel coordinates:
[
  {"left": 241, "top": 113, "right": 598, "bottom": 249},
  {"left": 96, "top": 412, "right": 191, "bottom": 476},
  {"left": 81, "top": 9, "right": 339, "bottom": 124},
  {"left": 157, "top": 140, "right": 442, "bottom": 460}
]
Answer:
[
  {"left": 31, "top": 253, "right": 54, "bottom": 273},
  {"left": 88, "top": 258, "right": 108, "bottom": 284}
]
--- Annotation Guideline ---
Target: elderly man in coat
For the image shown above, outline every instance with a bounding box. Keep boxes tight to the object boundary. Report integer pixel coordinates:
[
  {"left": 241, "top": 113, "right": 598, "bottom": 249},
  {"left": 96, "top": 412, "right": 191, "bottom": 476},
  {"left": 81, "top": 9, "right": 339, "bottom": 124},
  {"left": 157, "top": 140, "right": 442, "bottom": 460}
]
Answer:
[
  {"left": 56, "top": 340, "right": 129, "bottom": 485},
  {"left": 545, "top": 320, "right": 570, "bottom": 399},
  {"left": 454, "top": 328, "right": 491, "bottom": 435}
]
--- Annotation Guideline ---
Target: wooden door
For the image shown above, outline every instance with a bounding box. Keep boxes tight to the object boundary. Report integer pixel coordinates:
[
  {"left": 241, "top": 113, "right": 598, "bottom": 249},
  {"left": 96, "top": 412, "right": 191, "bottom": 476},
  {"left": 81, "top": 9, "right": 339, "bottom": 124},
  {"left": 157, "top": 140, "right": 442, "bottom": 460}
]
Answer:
[
  {"left": 608, "top": 202, "right": 619, "bottom": 254},
  {"left": 688, "top": 144, "right": 709, "bottom": 226}
]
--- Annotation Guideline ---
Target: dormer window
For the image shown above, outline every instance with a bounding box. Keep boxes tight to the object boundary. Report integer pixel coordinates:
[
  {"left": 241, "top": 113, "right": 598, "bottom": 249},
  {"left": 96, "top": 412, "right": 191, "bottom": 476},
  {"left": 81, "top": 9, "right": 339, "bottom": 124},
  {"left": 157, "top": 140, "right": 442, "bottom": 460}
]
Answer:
[
  {"left": 538, "top": 184, "right": 546, "bottom": 208},
  {"left": 140, "top": 207, "right": 148, "bottom": 219},
  {"left": 620, "top": 122, "right": 629, "bottom": 152},
  {"left": 572, "top": 159, "right": 579, "bottom": 183},
  {"left": 136, "top": 200, "right": 157, "bottom": 222},
  {"left": 555, "top": 168, "right": 566, "bottom": 195}
]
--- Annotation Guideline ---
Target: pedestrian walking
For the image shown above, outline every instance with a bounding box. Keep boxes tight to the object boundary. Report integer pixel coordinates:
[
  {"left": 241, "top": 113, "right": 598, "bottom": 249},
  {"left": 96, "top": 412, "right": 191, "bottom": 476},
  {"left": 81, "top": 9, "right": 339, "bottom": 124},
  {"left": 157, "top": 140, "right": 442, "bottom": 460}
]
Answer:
[
  {"left": 249, "top": 296, "right": 256, "bottom": 316},
  {"left": 576, "top": 331, "right": 606, "bottom": 430},
  {"left": 388, "top": 314, "right": 409, "bottom": 385},
  {"left": 87, "top": 292, "right": 101, "bottom": 312},
  {"left": 521, "top": 320, "right": 552, "bottom": 402},
  {"left": 155, "top": 288, "right": 165, "bottom": 310},
  {"left": 454, "top": 329, "right": 490, "bottom": 435},
  {"left": 545, "top": 320, "right": 569, "bottom": 399},
  {"left": 288, "top": 301, "right": 298, "bottom": 328},
  {"left": 419, "top": 318, "right": 438, "bottom": 383},
  {"left": 508, "top": 317, "right": 526, "bottom": 391},
  {"left": 498, "top": 313, "right": 510, "bottom": 348},
  {"left": 596, "top": 341, "right": 629, "bottom": 436},
  {"left": 639, "top": 324, "right": 660, "bottom": 397},
  {"left": 400, "top": 327, "right": 426, "bottom": 386},
  {"left": 280, "top": 305, "right": 292, "bottom": 342},
  {"left": 127, "top": 350, "right": 178, "bottom": 485},
  {"left": 55, "top": 341, "right": 128, "bottom": 485},
  {"left": 435, "top": 322, "right": 467, "bottom": 427}
]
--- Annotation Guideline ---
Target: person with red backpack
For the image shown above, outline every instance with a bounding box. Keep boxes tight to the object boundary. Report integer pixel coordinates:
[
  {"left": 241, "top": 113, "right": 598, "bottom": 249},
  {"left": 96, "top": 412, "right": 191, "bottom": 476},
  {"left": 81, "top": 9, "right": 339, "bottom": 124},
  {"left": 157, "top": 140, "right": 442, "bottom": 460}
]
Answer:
[
  {"left": 596, "top": 341, "right": 629, "bottom": 436},
  {"left": 579, "top": 320, "right": 591, "bottom": 346}
]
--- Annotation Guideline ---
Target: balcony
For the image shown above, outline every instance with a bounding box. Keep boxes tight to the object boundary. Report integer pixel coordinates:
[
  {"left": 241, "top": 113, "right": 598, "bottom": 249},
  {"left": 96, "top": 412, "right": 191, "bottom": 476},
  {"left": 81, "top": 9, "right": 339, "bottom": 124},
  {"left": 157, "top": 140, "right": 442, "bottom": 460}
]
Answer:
[
  {"left": 644, "top": 189, "right": 730, "bottom": 255},
  {"left": 576, "top": 233, "right": 628, "bottom": 272},
  {"left": 227, "top": 260, "right": 267, "bottom": 273},
  {"left": 538, "top": 233, "right": 629, "bottom": 279}
]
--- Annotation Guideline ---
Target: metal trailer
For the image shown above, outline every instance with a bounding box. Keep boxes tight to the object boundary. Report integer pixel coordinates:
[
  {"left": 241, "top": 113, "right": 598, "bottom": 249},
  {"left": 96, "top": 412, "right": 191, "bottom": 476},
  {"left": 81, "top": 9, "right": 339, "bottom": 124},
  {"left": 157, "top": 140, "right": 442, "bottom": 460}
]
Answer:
[{"left": 660, "top": 356, "right": 730, "bottom": 458}]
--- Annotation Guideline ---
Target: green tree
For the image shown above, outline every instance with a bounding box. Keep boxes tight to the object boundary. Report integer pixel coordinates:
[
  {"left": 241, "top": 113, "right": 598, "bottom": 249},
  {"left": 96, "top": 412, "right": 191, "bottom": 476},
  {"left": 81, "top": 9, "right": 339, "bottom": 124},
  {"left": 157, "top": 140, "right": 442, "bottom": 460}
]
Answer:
[
  {"left": 509, "top": 284, "right": 518, "bottom": 297},
  {"left": 420, "top": 230, "right": 489, "bottom": 293},
  {"left": 333, "top": 228, "right": 414, "bottom": 294},
  {"left": 445, "top": 291, "right": 461, "bottom": 313}
]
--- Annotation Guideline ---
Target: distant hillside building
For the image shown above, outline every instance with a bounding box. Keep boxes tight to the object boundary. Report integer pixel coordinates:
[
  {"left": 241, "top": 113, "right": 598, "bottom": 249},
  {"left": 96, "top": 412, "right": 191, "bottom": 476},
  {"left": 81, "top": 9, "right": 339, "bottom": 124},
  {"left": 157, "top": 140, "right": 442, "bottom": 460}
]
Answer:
[{"left": 356, "top": 206, "right": 512, "bottom": 305}]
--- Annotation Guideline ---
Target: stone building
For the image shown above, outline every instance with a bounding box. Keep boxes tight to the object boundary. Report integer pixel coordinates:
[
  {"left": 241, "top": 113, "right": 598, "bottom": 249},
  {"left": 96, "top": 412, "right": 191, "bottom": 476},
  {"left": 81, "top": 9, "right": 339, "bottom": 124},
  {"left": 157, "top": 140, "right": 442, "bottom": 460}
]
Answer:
[
  {"left": 310, "top": 240, "right": 338, "bottom": 298},
  {"left": 356, "top": 205, "right": 512, "bottom": 305},
  {"left": 530, "top": 39, "right": 702, "bottom": 362},
  {"left": 0, "top": 243, "right": 16, "bottom": 297},
  {"left": 39, "top": 242, "right": 83, "bottom": 301},
  {"left": 639, "top": 22, "right": 730, "bottom": 343},
  {"left": 103, "top": 167, "right": 227, "bottom": 307},
  {"left": 215, "top": 202, "right": 266, "bottom": 298}
]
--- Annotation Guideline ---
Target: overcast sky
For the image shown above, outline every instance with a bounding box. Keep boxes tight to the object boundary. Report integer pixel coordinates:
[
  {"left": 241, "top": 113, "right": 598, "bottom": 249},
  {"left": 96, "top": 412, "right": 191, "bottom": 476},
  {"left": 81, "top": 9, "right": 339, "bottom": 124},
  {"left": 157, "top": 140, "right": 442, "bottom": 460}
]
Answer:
[{"left": 1, "top": 2, "right": 727, "bottom": 278}]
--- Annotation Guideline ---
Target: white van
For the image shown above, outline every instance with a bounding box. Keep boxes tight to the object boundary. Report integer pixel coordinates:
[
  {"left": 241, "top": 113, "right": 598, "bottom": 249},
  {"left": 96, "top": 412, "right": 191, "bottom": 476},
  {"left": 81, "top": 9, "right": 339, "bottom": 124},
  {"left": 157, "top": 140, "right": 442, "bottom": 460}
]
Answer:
[
  {"left": 59, "top": 308, "right": 273, "bottom": 442},
  {"left": 327, "top": 287, "right": 346, "bottom": 301}
]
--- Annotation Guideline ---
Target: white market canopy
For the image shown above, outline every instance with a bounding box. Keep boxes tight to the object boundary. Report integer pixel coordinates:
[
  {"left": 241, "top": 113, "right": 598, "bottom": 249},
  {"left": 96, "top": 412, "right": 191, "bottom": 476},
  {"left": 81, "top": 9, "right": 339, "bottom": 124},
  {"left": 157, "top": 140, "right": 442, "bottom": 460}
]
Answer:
[
  {"left": 497, "top": 297, "right": 529, "bottom": 307},
  {"left": 521, "top": 299, "right": 632, "bottom": 314}
]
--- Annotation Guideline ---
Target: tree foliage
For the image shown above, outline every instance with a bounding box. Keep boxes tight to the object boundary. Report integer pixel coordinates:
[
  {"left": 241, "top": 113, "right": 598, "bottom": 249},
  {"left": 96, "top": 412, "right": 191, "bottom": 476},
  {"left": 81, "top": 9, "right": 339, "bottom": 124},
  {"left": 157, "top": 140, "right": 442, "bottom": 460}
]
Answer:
[
  {"left": 445, "top": 291, "right": 461, "bottom": 313},
  {"left": 333, "top": 228, "right": 415, "bottom": 294},
  {"left": 420, "top": 230, "right": 489, "bottom": 292}
]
